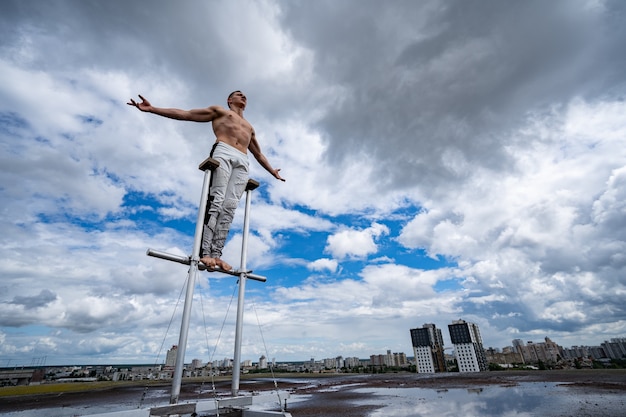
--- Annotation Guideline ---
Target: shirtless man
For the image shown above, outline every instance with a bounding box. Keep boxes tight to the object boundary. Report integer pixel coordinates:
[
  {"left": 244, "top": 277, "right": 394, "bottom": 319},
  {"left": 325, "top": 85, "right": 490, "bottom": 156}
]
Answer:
[{"left": 128, "top": 91, "right": 285, "bottom": 271}]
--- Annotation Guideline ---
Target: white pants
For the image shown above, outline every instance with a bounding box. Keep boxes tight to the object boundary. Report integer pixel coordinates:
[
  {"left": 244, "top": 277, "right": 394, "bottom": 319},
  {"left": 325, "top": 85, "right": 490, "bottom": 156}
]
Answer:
[{"left": 202, "top": 141, "right": 249, "bottom": 259}]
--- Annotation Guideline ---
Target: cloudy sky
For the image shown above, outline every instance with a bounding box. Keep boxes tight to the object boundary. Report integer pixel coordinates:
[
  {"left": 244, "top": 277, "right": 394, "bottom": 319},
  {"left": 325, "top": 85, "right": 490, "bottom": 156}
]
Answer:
[{"left": 1, "top": 0, "right": 625, "bottom": 367}]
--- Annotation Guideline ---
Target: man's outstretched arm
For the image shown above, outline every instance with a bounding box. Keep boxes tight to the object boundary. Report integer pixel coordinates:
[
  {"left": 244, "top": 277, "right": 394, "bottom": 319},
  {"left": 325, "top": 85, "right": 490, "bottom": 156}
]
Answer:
[
  {"left": 127, "top": 94, "right": 223, "bottom": 122},
  {"left": 248, "top": 130, "right": 285, "bottom": 181}
]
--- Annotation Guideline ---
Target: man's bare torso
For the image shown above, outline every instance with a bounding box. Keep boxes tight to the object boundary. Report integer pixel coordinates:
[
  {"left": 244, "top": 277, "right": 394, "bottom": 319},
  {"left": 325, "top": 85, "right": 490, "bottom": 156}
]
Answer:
[{"left": 212, "top": 108, "right": 253, "bottom": 154}]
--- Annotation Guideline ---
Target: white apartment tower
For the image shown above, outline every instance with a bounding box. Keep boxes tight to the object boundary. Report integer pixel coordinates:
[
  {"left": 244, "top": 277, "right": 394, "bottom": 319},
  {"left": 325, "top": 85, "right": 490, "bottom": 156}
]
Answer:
[
  {"left": 410, "top": 323, "right": 446, "bottom": 373},
  {"left": 165, "top": 345, "right": 178, "bottom": 368},
  {"left": 448, "top": 319, "right": 488, "bottom": 372}
]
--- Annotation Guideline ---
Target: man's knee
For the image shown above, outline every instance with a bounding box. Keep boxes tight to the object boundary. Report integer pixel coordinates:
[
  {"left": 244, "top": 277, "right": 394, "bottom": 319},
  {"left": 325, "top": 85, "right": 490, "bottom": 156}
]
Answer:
[{"left": 223, "top": 197, "right": 240, "bottom": 211}]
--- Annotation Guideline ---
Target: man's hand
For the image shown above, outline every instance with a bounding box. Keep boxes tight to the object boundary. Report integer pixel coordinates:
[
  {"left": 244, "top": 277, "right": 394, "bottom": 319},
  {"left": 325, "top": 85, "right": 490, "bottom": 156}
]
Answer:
[
  {"left": 127, "top": 94, "right": 152, "bottom": 112},
  {"left": 271, "top": 168, "right": 285, "bottom": 182}
]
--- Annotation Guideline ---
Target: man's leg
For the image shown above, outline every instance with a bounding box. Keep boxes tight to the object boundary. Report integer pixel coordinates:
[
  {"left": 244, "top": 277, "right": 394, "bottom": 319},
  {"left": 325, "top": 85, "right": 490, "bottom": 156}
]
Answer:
[
  {"left": 208, "top": 162, "right": 248, "bottom": 270},
  {"left": 200, "top": 156, "right": 231, "bottom": 269}
]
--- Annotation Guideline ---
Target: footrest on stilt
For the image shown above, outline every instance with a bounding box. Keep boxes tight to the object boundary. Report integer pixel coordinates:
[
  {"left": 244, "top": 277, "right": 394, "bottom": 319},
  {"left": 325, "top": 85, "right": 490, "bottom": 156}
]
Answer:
[
  {"left": 198, "top": 157, "right": 220, "bottom": 172},
  {"left": 246, "top": 179, "right": 260, "bottom": 191},
  {"left": 200, "top": 265, "right": 250, "bottom": 275},
  {"left": 200, "top": 265, "right": 267, "bottom": 282},
  {"left": 146, "top": 248, "right": 267, "bottom": 282}
]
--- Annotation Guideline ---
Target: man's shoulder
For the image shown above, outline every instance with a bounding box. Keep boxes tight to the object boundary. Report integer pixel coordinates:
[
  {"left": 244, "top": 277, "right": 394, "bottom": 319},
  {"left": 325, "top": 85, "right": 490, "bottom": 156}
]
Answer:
[{"left": 207, "top": 105, "right": 228, "bottom": 113}]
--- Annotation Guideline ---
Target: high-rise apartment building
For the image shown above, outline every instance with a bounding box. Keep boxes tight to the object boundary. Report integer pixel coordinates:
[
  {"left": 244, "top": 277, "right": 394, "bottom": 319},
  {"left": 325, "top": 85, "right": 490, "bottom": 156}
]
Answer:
[
  {"left": 369, "top": 350, "right": 408, "bottom": 368},
  {"left": 448, "top": 319, "right": 488, "bottom": 372},
  {"left": 165, "top": 345, "right": 178, "bottom": 368},
  {"left": 344, "top": 357, "right": 361, "bottom": 369},
  {"left": 601, "top": 338, "right": 626, "bottom": 359},
  {"left": 410, "top": 323, "right": 446, "bottom": 373},
  {"left": 513, "top": 337, "right": 560, "bottom": 363},
  {"left": 392, "top": 352, "right": 408, "bottom": 366}
]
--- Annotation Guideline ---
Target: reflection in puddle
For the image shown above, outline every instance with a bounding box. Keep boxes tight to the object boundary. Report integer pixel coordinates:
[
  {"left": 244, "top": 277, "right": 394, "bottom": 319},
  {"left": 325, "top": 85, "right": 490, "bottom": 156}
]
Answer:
[
  {"left": 317, "top": 382, "right": 366, "bottom": 393},
  {"left": 3, "top": 380, "right": 624, "bottom": 417},
  {"left": 350, "top": 382, "right": 622, "bottom": 417}
]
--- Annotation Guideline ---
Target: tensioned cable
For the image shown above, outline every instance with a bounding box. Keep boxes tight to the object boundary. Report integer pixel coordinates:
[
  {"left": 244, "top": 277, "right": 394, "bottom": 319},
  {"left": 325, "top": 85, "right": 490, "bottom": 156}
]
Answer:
[
  {"left": 251, "top": 303, "right": 288, "bottom": 415},
  {"left": 153, "top": 280, "right": 187, "bottom": 366},
  {"left": 139, "top": 275, "right": 187, "bottom": 408},
  {"left": 198, "top": 277, "right": 239, "bottom": 415}
]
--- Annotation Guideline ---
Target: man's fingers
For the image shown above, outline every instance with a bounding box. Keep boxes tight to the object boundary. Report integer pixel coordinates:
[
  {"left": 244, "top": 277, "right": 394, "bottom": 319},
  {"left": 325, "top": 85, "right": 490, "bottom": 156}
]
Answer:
[
  {"left": 138, "top": 94, "right": 146, "bottom": 101},
  {"left": 274, "top": 168, "right": 286, "bottom": 181}
]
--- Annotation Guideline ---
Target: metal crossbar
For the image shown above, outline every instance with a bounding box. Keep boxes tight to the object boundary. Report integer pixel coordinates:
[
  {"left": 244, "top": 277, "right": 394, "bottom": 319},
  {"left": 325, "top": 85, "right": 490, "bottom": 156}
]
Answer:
[{"left": 146, "top": 248, "right": 266, "bottom": 282}]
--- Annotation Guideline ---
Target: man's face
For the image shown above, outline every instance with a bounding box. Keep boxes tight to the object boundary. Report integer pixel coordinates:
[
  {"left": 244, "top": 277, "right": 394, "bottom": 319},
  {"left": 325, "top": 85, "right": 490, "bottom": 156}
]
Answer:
[{"left": 228, "top": 91, "right": 247, "bottom": 109}]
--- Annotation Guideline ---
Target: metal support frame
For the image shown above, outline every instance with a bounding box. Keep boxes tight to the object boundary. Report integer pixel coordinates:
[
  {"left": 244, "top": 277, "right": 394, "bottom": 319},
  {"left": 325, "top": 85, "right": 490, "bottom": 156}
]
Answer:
[{"left": 144, "top": 157, "right": 265, "bottom": 405}]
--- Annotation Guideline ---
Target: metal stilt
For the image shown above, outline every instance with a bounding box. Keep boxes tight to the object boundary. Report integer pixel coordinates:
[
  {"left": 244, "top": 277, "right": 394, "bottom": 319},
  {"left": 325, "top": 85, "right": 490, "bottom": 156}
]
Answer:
[
  {"left": 170, "top": 157, "right": 219, "bottom": 404},
  {"left": 231, "top": 179, "right": 259, "bottom": 396}
]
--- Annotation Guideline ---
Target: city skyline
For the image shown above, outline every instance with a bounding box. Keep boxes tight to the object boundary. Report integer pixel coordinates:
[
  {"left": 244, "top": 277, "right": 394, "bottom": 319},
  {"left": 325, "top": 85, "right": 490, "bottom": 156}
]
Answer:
[{"left": 3, "top": 330, "right": 623, "bottom": 369}]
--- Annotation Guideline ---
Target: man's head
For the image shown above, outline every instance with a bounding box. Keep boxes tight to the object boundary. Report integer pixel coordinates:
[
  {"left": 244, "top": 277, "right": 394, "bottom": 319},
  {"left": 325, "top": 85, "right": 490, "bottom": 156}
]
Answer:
[{"left": 227, "top": 90, "right": 247, "bottom": 110}]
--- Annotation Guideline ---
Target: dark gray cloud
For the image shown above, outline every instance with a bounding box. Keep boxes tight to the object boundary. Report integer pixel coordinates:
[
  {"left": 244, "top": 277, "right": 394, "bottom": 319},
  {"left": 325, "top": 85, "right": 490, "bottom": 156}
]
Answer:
[
  {"left": 278, "top": 0, "right": 626, "bottom": 190},
  {"left": 0, "top": 0, "right": 274, "bottom": 107},
  {"left": 10, "top": 289, "right": 57, "bottom": 309}
]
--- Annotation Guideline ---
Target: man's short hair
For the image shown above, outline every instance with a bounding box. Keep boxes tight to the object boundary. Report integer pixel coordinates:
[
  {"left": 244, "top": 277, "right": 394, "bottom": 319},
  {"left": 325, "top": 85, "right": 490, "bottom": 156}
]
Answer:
[{"left": 227, "top": 90, "right": 241, "bottom": 108}]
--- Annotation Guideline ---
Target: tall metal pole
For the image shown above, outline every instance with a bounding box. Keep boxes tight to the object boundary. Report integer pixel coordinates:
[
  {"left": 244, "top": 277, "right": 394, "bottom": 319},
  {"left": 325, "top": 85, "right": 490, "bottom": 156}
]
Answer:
[
  {"left": 170, "top": 158, "right": 218, "bottom": 404},
  {"left": 231, "top": 179, "right": 259, "bottom": 396}
]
